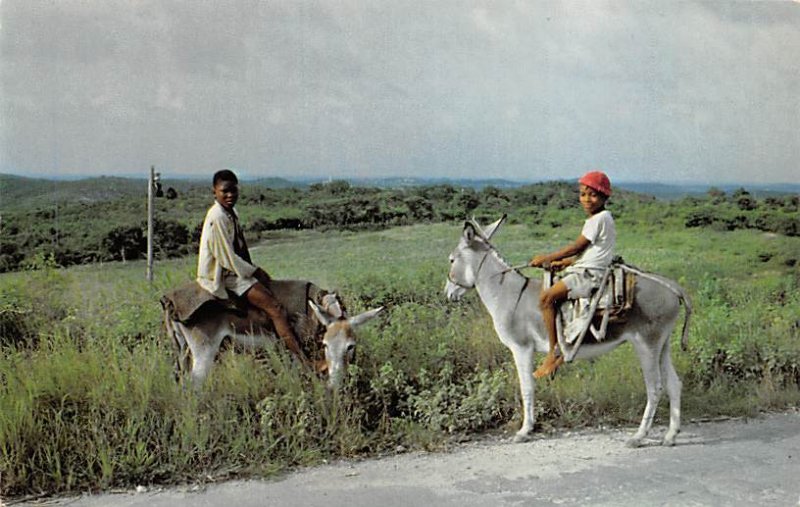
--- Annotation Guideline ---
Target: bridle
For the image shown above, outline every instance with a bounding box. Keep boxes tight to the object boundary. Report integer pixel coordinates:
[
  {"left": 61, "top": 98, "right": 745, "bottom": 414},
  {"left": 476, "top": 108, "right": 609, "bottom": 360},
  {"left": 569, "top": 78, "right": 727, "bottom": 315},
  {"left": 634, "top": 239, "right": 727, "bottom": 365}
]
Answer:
[
  {"left": 448, "top": 242, "right": 492, "bottom": 291},
  {"left": 449, "top": 229, "right": 531, "bottom": 313}
]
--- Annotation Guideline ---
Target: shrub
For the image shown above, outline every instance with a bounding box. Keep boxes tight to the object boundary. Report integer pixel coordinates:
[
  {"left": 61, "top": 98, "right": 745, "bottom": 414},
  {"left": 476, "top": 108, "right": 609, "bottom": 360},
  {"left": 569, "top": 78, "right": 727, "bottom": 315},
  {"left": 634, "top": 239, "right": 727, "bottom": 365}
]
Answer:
[
  {"left": 153, "top": 218, "right": 190, "bottom": 258},
  {"left": 102, "top": 226, "right": 146, "bottom": 262}
]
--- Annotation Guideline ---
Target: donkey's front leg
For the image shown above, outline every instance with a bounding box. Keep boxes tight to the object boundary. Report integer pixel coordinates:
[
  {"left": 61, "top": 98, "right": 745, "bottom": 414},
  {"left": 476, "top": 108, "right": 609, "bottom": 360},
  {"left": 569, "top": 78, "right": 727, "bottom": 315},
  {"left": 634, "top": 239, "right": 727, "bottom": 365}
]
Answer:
[{"left": 510, "top": 343, "right": 537, "bottom": 442}]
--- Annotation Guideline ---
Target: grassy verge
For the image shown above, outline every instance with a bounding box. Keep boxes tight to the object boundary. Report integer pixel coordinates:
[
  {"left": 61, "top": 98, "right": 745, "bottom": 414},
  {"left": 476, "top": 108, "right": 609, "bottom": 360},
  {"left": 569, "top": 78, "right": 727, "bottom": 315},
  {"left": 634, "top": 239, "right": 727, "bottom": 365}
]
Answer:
[{"left": 1, "top": 221, "right": 799, "bottom": 497}]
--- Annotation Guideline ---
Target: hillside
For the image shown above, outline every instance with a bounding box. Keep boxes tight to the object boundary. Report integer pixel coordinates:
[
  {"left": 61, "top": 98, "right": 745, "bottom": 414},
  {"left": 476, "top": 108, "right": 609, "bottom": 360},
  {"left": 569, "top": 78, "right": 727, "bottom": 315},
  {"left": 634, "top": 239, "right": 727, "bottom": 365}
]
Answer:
[
  {"left": 4, "top": 173, "right": 799, "bottom": 205},
  {"left": 0, "top": 174, "right": 797, "bottom": 273},
  {"left": 616, "top": 181, "right": 800, "bottom": 200},
  {"left": 0, "top": 174, "right": 301, "bottom": 212},
  {"left": 1, "top": 220, "right": 798, "bottom": 498},
  {"left": 0, "top": 174, "right": 147, "bottom": 211}
]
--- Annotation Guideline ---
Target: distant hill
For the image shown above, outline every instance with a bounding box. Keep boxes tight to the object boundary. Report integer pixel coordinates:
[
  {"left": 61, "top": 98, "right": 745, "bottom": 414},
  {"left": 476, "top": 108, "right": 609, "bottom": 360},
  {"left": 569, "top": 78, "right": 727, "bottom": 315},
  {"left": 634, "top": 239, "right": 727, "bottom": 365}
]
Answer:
[
  {"left": 299, "top": 177, "right": 799, "bottom": 197},
  {"left": 1, "top": 172, "right": 797, "bottom": 273},
  {"left": 0, "top": 174, "right": 302, "bottom": 212},
  {"left": 247, "top": 177, "right": 303, "bottom": 188},
  {"left": 0, "top": 174, "right": 151, "bottom": 211},
  {"left": 2, "top": 173, "right": 797, "bottom": 213},
  {"left": 616, "top": 182, "right": 800, "bottom": 200},
  {"left": 338, "top": 177, "right": 525, "bottom": 189}
]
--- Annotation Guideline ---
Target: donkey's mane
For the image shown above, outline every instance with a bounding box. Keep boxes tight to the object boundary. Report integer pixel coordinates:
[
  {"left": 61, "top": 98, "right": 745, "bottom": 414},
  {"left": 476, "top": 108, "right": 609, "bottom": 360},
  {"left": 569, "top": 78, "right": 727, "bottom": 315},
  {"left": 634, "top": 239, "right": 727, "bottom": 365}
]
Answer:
[{"left": 475, "top": 232, "right": 531, "bottom": 281}]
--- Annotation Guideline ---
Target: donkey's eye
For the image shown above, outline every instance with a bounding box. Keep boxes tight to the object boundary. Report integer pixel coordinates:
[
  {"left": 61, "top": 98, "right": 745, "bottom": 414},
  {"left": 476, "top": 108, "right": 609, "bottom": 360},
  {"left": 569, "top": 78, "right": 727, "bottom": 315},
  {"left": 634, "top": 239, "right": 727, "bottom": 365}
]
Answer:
[{"left": 346, "top": 344, "right": 355, "bottom": 352}]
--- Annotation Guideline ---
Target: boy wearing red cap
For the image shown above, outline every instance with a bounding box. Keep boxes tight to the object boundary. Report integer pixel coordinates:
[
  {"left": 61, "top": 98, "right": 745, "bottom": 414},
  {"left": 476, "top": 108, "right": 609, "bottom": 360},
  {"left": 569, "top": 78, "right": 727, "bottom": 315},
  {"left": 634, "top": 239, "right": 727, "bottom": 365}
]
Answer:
[{"left": 529, "top": 171, "right": 616, "bottom": 378}]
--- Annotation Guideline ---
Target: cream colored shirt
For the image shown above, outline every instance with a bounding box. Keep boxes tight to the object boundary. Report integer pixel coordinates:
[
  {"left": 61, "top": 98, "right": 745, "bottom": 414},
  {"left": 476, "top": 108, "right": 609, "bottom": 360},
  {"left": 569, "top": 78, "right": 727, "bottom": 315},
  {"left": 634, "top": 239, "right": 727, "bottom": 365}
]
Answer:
[{"left": 196, "top": 201, "right": 257, "bottom": 299}]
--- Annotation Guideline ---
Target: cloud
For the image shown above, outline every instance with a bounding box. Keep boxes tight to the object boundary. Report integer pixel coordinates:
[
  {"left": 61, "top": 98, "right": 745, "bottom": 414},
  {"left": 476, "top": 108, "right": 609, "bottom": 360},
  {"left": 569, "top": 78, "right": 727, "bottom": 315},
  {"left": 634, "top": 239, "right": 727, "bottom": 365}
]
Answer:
[{"left": 1, "top": 0, "right": 798, "bottom": 182}]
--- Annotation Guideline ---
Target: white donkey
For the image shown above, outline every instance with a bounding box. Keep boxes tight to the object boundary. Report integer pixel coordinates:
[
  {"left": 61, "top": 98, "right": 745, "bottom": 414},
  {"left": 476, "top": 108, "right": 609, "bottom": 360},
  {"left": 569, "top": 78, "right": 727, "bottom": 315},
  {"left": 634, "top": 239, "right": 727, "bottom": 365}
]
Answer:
[
  {"left": 163, "top": 280, "right": 383, "bottom": 390},
  {"left": 445, "top": 217, "right": 691, "bottom": 447}
]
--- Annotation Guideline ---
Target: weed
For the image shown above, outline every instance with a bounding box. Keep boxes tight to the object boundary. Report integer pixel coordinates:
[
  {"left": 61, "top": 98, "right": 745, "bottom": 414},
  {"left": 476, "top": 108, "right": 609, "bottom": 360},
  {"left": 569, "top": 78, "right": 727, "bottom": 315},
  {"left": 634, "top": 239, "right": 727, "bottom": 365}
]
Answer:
[{"left": 1, "top": 222, "right": 799, "bottom": 497}]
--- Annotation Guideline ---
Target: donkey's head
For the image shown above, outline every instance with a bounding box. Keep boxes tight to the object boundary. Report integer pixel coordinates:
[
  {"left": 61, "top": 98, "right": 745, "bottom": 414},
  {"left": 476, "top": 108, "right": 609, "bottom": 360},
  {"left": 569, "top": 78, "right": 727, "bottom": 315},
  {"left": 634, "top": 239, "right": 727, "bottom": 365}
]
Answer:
[
  {"left": 308, "top": 298, "right": 384, "bottom": 389},
  {"left": 445, "top": 215, "right": 506, "bottom": 302}
]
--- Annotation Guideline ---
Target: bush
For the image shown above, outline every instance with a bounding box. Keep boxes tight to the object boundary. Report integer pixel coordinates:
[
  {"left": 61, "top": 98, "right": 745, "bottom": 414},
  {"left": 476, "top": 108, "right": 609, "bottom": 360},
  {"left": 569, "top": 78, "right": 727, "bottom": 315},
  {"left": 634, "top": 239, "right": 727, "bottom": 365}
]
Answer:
[
  {"left": 1, "top": 222, "right": 800, "bottom": 498},
  {"left": 685, "top": 209, "right": 717, "bottom": 228},
  {"left": 153, "top": 219, "right": 190, "bottom": 258},
  {"left": 102, "top": 226, "right": 146, "bottom": 262}
]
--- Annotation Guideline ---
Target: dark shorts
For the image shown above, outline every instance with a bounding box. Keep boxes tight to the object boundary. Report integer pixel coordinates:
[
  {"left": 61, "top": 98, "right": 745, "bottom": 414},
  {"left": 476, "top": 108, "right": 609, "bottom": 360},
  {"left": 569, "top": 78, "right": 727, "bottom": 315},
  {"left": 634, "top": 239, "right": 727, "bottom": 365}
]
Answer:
[{"left": 223, "top": 272, "right": 258, "bottom": 296}]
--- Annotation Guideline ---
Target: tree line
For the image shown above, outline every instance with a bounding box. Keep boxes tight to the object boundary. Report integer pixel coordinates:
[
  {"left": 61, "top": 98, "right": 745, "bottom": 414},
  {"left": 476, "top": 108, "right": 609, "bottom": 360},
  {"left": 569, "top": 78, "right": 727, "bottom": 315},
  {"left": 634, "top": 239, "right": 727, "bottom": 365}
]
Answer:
[{"left": 0, "top": 180, "right": 797, "bottom": 272}]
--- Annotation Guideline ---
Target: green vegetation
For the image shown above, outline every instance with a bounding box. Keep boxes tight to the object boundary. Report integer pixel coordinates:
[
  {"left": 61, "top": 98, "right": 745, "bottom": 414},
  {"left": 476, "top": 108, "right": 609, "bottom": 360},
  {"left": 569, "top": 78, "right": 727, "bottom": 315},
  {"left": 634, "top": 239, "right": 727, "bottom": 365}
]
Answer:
[
  {"left": 1, "top": 207, "right": 799, "bottom": 497},
  {"left": 3, "top": 174, "right": 797, "bottom": 274},
  {"left": 1, "top": 177, "right": 798, "bottom": 497}
]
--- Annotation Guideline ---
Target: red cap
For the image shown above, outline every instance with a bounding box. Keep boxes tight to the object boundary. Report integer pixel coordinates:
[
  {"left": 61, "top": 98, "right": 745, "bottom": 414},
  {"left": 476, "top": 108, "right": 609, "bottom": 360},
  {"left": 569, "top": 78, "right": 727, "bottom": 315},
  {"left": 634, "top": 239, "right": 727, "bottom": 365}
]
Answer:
[{"left": 579, "top": 171, "right": 612, "bottom": 197}]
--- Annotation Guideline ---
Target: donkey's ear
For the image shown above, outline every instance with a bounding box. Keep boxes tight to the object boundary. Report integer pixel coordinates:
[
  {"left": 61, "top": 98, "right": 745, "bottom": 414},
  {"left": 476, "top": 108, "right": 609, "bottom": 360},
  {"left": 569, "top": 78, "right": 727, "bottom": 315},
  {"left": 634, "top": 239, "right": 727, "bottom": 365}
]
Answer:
[
  {"left": 463, "top": 222, "right": 477, "bottom": 242},
  {"left": 309, "top": 300, "right": 333, "bottom": 327},
  {"left": 321, "top": 293, "right": 345, "bottom": 319},
  {"left": 483, "top": 214, "right": 507, "bottom": 240},
  {"left": 348, "top": 307, "right": 384, "bottom": 328}
]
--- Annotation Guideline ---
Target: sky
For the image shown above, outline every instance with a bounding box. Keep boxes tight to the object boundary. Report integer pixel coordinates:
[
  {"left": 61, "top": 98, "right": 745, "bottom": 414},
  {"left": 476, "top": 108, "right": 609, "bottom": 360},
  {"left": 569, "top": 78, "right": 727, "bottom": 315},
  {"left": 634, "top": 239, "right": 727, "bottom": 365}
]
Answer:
[{"left": 1, "top": 0, "right": 798, "bottom": 184}]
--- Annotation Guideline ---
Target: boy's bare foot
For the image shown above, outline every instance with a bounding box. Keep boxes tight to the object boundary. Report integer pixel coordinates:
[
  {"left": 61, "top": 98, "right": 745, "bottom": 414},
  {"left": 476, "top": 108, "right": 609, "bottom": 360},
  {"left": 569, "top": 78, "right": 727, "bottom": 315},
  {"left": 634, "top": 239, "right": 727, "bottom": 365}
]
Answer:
[{"left": 533, "top": 354, "right": 564, "bottom": 379}]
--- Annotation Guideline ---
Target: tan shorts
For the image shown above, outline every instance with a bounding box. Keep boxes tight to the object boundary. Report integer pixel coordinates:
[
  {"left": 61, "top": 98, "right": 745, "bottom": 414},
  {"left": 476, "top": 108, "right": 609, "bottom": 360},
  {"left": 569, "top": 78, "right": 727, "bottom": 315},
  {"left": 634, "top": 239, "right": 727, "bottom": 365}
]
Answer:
[
  {"left": 559, "top": 268, "right": 605, "bottom": 299},
  {"left": 223, "top": 271, "right": 258, "bottom": 297}
]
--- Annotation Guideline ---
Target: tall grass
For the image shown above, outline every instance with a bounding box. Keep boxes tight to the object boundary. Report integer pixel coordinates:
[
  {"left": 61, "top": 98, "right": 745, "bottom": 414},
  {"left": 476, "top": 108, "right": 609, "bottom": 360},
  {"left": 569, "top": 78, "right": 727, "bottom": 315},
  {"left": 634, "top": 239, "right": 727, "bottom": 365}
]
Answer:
[{"left": 1, "top": 222, "right": 799, "bottom": 497}]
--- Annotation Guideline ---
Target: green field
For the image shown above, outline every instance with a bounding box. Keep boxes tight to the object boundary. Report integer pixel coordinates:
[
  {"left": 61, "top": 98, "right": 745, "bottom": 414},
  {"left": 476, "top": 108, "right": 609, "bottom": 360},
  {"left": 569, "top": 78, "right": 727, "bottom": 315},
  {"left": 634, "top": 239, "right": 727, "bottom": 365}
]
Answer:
[{"left": 1, "top": 217, "right": 799, "bottom": 498}]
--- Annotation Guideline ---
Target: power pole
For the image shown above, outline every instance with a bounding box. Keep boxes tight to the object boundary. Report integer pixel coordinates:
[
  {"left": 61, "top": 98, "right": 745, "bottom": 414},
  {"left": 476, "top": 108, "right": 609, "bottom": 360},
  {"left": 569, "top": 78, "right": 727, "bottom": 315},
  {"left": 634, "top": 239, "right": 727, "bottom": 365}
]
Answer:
[{"left": 146, "top": 166, "right": 160, "bottom": 282}]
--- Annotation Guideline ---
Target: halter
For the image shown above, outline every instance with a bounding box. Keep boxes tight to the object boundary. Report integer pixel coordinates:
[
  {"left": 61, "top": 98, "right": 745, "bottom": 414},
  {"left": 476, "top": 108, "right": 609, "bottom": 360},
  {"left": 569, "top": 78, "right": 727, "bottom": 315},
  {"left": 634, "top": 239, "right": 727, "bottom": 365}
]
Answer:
[
  {"left": 448, "top": 248, "right": 491, "bottom": 290},
  {"left": 451, "top": 229, "right": 531, "bottom": 313}
]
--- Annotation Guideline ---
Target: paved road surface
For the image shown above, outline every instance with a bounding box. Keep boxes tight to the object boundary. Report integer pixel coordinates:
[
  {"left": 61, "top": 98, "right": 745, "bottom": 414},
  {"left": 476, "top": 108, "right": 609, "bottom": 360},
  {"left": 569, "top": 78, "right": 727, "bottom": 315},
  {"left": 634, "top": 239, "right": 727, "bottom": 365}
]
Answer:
[{"left": 13, "top": 410, "right": 800, "bottom": 507}]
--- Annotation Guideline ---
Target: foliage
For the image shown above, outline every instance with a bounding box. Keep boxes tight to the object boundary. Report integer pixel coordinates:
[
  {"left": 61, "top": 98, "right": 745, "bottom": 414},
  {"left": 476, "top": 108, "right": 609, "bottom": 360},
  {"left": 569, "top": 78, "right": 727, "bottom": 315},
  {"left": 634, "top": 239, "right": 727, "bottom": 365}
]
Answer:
[
  {"left": 681, "top": 193, "right": 798, "bottom": 236},
  {"left": 1, "top": 175, "right": 799, "bottom": 497},
  {"left": 2, "top": 175, "right": 798, "bottom": 273},
  {"left": 102, "top": 226, "right": 146, "bottom": 262},
  {"left": 1, "top": 219, "right": 799, "bottom": 498}
]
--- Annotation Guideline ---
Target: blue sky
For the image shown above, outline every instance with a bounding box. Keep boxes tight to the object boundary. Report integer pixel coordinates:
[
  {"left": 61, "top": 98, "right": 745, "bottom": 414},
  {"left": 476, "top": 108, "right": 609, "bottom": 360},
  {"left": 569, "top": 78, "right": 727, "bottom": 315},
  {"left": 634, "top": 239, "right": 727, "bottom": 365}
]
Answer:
[{"left": 1, "top": 0, "right": 798, "bottom": 184}]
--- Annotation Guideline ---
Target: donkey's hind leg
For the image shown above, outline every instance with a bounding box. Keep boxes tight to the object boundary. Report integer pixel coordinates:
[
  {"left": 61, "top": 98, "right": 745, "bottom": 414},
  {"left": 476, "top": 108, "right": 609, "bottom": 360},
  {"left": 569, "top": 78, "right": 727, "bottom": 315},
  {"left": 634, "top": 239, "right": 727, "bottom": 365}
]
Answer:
[
  {"left": 660, "top": 339, "right": 683, "bottom": 446},
  {"left": 627, "top": 333, "right": 664, "bottom": 448}
]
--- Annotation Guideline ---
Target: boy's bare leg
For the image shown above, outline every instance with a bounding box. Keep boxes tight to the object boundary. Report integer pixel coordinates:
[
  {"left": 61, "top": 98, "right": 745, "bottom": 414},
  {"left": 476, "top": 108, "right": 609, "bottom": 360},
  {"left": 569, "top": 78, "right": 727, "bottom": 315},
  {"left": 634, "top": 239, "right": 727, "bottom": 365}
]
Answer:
[
  {"left": 245, "top": 283, "right": 308, "bottom": 364},
  {"left": 534, "top": 281, "right": 569, "bottom": 378}
]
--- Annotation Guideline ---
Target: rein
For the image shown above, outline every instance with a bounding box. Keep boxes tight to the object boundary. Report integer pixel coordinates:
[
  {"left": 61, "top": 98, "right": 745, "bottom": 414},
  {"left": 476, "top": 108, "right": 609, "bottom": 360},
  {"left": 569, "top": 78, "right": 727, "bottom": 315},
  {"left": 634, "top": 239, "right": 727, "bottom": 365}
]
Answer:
[
  {"left": 454, "top": 235, "right": 533, "bottom": 315},
  {"left": 474, "top": 236, "right": 533, "bottom": 315}
]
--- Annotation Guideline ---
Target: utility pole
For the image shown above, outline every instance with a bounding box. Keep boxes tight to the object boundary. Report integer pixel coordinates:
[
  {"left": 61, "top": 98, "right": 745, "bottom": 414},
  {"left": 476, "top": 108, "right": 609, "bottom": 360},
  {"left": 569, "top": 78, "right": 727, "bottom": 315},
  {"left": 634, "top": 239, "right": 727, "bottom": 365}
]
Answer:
[{"left": 146, "top": 166, "right": 160, "bottom": 282}]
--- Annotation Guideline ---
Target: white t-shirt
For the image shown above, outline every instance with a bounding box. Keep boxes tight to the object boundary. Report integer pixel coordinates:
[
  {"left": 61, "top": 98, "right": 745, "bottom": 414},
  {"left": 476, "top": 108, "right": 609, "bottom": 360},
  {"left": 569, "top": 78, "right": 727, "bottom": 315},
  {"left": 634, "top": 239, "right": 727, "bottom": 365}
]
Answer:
[{"left": 572, "top": 210, "right": 616, "bottom": 270}]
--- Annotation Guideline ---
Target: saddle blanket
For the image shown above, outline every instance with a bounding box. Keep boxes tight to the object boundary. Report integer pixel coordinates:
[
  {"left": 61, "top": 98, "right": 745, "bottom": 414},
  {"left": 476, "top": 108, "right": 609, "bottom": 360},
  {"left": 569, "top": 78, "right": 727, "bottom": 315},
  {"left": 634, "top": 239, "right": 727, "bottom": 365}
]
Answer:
[
  {"left": 547, "top": 263, "right": 637, "bottom": 350},
  {"left": 161, "top": 279, "right": 327, "bottom": 324}
]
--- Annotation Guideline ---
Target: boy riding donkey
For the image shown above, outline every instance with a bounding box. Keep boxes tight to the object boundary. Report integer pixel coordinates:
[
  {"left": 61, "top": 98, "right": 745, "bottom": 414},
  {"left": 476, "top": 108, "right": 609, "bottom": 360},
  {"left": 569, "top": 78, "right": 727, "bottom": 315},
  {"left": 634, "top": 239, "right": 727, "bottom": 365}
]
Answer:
[
  {"left": 196, "top": 169, "right": 309, "bottom": 365},
  {"left": 529, "top": 171, "right": 616, "bottom": 378}
]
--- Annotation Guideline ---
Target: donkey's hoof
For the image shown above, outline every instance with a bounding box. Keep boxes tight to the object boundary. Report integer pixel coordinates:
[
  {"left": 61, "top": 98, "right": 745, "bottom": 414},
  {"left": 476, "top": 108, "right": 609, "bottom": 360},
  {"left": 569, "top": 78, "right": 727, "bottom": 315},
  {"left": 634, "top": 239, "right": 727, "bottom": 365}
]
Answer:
[
  {"left": 662, "top": 435, "right": 677, "bottom": 447},
  {"left": 625, "top": 437, "right": 643, "bottom": 448},
  {"left": 513, "top": 431, "right": 532, "bottom": 443}
]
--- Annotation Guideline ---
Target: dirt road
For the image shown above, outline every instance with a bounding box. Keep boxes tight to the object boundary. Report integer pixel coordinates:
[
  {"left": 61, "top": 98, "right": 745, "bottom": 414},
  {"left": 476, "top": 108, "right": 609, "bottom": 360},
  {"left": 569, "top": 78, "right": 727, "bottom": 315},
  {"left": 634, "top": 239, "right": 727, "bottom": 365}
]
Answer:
[{"left": 14, "top": 410, "right": 800, "bottom": 507}]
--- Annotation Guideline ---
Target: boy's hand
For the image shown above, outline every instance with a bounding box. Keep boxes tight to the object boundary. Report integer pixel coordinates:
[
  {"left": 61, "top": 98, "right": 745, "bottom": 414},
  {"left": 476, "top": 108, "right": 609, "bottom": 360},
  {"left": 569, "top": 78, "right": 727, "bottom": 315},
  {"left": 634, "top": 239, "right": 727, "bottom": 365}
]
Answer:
[
  {"left": 549, "top": 259, "right": 568, "bottom": 272},
  {"left": 529, "top": 255, "right": 549, "bottom": 267}
]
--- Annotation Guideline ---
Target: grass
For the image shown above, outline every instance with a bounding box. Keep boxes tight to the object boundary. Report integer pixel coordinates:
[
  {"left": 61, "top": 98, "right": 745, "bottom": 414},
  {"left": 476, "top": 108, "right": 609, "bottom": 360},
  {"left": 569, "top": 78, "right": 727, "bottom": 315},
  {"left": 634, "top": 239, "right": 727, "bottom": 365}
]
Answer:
[{"left": 1, "top": 220, "right": 799, "bottom": 498}]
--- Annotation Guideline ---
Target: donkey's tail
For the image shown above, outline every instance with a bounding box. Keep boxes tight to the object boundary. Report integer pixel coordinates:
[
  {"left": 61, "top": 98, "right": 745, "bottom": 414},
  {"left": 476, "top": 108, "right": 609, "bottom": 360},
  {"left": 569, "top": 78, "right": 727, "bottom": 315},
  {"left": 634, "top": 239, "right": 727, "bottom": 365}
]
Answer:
[
  {"left": 674, "top": 284, "right": 692, "bottom": 352},
  {"left": 621, "top": 265, "right": 692, "bottom": 351},
  {"left": 162, "top": 296, "right": 190, "bottom": 380}
]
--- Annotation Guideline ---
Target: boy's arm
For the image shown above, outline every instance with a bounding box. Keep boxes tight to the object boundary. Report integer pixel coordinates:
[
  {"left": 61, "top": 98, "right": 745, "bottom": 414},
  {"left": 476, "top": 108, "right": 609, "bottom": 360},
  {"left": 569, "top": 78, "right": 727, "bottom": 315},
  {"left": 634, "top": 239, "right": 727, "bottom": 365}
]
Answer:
[
  {"left": 208, "top": 217, "right": 258, "bottom": 279},
  {"left": 529, "top": 235, "right": 591, "bottom": 267}
]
